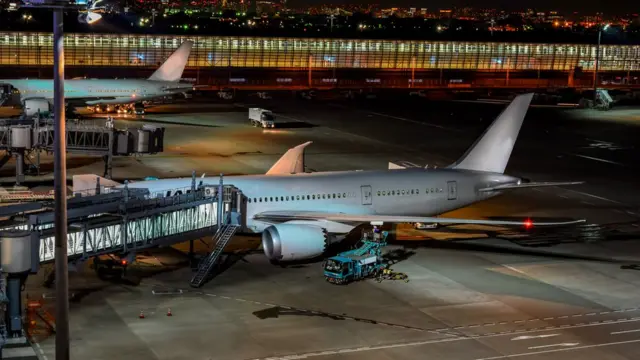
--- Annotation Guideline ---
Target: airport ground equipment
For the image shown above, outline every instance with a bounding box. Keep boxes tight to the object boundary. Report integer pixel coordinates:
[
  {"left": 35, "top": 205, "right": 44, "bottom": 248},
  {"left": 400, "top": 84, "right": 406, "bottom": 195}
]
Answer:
[
  {"left": 323, "top": 230, "right": 389, "bottom": 285},
  {"left": 0, "top": 173, "right": 243, "bottom": 336},
  {"left": 190, "top": 224, "right": 240, "bottom": 287},
  {"left": 376, "top": 269, "right": 410, "bottom": 283},
  {"left": 0, "top": 116, "right": 165, "bottom": 185},
  {"left": 248, "top": 108, "right": 275, "bottom": 128}
]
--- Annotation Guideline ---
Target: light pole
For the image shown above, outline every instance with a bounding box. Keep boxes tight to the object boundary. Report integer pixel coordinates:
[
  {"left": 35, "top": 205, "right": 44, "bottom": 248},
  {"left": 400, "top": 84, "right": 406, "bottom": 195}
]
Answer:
[
  {"left": 20, "top": 2, "right": 100, "bottom": 359},
  {"left": 593, "top": 23, "right": 610, "bottom": 104}
]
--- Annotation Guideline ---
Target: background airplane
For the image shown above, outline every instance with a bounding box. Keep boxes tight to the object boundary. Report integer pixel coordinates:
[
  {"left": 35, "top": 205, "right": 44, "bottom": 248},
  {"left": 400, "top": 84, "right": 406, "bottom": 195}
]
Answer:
[
  {"left": 73, "top": 93, "right": 585, "bottom": 263},
  {"left": 0, "top": 40, "right": 195, "bottom": 117}
]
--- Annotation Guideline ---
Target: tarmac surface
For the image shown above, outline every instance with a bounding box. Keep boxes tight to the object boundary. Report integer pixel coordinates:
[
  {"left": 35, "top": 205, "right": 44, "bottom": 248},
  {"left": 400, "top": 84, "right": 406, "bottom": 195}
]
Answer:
[{"left": 8, "top": 91, "right": 640, "bottom": 360}]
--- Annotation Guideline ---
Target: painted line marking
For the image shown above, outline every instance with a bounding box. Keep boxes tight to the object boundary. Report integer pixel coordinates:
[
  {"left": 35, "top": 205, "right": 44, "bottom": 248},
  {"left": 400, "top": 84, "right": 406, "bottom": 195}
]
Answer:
[
  {"left": 475, "top": 339, "right": 640, "bottom": 360},
  {"left": 570, "top": 153, "right": 626, "bottom": 167},
  {"left": 611, "top": 328, "right": 640, "bottom": 335},
  {"left": 563, "top": 188, "right": 622, "bottom": 204},
  {"left": 528, "top": 342, "right": 579, "bottom": 350},
  {"left": 512, "top": 334, "right": 560, "bottom": 341},
  {"left": 251, "top": 319, "right": 640, "bottom": 360},
  {"left": 368, "top": 111, "right": 457, "bottom": 131}
]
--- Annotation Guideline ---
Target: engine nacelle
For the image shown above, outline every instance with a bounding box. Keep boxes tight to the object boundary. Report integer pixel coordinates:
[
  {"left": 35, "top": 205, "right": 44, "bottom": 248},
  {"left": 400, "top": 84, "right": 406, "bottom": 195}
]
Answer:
[
  {"left": 24, "top": 99, "right": 51, "bottom": 117},
  {"left": 262, "top": 224, "right": 328, "bottom": 261}
]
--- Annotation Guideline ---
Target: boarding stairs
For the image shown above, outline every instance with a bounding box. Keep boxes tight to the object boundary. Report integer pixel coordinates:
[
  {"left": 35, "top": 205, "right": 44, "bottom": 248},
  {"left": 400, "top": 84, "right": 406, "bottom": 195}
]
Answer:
[{"left": 190, "top": 224, "right": 240, "bottom": 288}]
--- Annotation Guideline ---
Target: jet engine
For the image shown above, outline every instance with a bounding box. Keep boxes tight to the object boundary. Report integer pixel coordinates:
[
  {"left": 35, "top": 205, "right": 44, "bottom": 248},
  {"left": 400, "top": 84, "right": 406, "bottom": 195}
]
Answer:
[
  {"left": 262, "top": 224, "right": 328, "bottom": 261},
  {"left": 23, "top": 99, "right": 51, "bottom": 117}
]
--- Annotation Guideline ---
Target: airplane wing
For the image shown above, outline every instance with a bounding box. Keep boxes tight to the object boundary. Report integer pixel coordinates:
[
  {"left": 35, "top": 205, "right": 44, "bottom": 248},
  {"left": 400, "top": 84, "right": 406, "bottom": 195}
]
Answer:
[
  {"left": 254, "top": 211, "right": 586, "bottom": 227},
  {"left": 478, "top": 181, "right": 584, "bottom": 192}
]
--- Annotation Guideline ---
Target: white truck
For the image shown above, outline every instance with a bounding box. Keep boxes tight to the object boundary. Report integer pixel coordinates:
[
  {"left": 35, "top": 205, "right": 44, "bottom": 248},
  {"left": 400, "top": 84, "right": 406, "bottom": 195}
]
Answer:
[{"left": 249, "top": 108, "right": 275, "bottom": 128}]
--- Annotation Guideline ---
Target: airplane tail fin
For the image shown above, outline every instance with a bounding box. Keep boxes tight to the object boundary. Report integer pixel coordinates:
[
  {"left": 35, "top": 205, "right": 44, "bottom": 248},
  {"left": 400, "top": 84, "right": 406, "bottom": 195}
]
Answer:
[
  {"left": 266, "top": 141, "right": 312, "bottom": 175},
  {"left": 449, "top": 93, "right": 534, "bottom": 174},
  {"left": 148, "top": 40, "right": 194, "bottom": 82},
  {"left": 72, "top": 174, "right": 121, "bottom": 196}
]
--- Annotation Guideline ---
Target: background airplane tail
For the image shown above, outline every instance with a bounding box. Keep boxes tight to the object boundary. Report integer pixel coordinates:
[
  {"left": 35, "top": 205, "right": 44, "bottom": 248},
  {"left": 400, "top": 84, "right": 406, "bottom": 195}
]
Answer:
[
  {"left": 148, "top": 40, "right": 194, "bottom": 82},
  {"left": 448, "top": 93, "right": 534, "bottom": 174}
]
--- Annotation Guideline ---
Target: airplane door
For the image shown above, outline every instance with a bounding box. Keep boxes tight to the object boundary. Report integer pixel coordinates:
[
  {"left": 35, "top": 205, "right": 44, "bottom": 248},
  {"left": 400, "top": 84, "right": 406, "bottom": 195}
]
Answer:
[
  {"left": 361, "top": 185, "right": 372, "bottom": 205},
  {"left": 447, "top": 181, "right": 457, "bottom": 200}
]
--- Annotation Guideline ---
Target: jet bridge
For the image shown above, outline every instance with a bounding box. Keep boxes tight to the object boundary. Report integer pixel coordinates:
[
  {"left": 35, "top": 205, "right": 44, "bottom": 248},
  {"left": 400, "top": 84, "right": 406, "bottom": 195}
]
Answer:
[
  {"left": 0, "top": 116, "right": 165, "bottom": 185},
  {"left": 0, "top": 173, "right": 245, "bottom": 340}
]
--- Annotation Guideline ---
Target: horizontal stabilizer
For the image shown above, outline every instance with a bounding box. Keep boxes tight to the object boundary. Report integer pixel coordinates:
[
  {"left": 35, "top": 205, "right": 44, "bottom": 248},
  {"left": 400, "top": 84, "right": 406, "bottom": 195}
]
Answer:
[
  {"left": 72, "top": 174, "right": 121, "bottom": 196},
  {"left": 478, "top": 181, "right": 584, "bottom": 192},
  {"left": 266, "top": 141, "right": 312, "bottom": 175},
  {"left": 254, "top": 210, "right": 586, "bottom": 227},
  {"left": 389, "top": 161, "right": 422, "bottom": 170}
]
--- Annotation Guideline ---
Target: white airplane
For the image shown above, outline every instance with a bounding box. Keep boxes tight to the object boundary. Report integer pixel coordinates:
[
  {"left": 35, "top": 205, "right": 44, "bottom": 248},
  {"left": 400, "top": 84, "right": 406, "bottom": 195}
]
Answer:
[
  {"left": 0, "top": 40, "right": 195, "bottom": 116},
  {"left": 73, "top": 93, "right": 585, "bottom": 263}
]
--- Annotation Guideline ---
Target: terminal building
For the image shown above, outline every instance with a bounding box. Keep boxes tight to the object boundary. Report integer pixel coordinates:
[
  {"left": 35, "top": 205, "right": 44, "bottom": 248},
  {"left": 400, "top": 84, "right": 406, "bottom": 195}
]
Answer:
[{"left": 0, "top": 31, "right": 639, "bottom": 87}]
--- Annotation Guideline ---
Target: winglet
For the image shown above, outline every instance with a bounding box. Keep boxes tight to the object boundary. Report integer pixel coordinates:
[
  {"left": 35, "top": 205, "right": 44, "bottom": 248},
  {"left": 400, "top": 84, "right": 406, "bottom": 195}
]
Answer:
[
  {"left": 449, "top": 93, "right": 534, "bottom": 174},
  {"left": 266, "top": 141, "right": 312, "bottom": 175},
  {"left": 148, "top": 41, "right": 194, "bottom": 82}
]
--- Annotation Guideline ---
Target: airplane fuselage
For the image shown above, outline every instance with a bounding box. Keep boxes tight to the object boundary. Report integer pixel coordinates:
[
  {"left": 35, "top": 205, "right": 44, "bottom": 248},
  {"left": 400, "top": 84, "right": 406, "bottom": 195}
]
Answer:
[
  {"left": 2, "top": 79, "right": 194, "bottom": 105},
  {"left": 123, "top": 168, "right": 519, "bottom": 234}
]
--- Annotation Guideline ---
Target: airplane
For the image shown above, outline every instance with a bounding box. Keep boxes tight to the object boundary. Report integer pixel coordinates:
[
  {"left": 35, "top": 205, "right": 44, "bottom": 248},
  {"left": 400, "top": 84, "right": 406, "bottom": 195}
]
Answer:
[
  {"left": 0, "top": 40, "right": 196, "bottom": 117},
  {"left": 73, "top": 93, "right": 585, "bottom": 263}
]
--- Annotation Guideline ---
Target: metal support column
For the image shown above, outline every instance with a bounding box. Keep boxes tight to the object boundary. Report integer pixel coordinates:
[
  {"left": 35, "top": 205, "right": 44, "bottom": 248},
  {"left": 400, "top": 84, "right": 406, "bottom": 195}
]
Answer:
[
  {"left": 14, "top": 151, "right": 24, "bottom": 186},
  {"left": 53, "top": 8, "right": 70, "bottom": 360},
  {"left": 6, "top": 275, "right": 22, "bottom": 337},
  {"left": 593, "top": 28, "right": 602, "bottom": 104},
  {"left": 217, "top": 174, "right": 223, "bottom": 228}
]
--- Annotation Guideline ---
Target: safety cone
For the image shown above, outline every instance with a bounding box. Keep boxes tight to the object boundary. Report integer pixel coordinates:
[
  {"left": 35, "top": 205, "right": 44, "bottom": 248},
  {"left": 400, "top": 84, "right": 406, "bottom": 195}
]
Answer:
[
  {"left": 139, "top": 310, "right": 145, "bottom": 319},
  {"left": 167, "top": 308, "right": 172, "bottom": 317}
]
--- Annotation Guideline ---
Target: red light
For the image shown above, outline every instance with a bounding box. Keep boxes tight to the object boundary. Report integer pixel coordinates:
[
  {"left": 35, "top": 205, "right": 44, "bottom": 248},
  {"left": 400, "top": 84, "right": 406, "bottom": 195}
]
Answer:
[
  {"left": 523, "top": 219, "right": 533, "bottom": 229},
  {"left": 121, "top": 259, "right": 128, "bottom": 266}
]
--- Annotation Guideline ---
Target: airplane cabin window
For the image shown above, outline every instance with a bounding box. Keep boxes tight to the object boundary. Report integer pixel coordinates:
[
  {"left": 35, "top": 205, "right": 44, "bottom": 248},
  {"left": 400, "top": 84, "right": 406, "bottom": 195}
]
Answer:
[
  {"left": 401, "top": 190, "right": 405, "bottom": 195},
  {"left": 322, "top": 194, "right": 326, "bottom": 199},
  {"left": 343, "top": 193, "right": 346, "bottom": 198},
  {"left": 312, "top": 195, "right": 315, "bottom": 199},
  {"left": 280, "top": 196, "right": 284, "bottom": 201},
  {"left": 286, "top": 196, "right": 289, "bottom": 201}
]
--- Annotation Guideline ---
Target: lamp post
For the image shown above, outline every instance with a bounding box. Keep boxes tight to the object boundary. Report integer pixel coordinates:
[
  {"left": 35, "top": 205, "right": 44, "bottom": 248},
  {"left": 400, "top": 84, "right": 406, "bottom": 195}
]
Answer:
[
  {"left": 20, "top": 3, "right": 100, "bottom": 359},
  {"left": 593, "top": 23, "right": 610, "bottom": 104}
]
